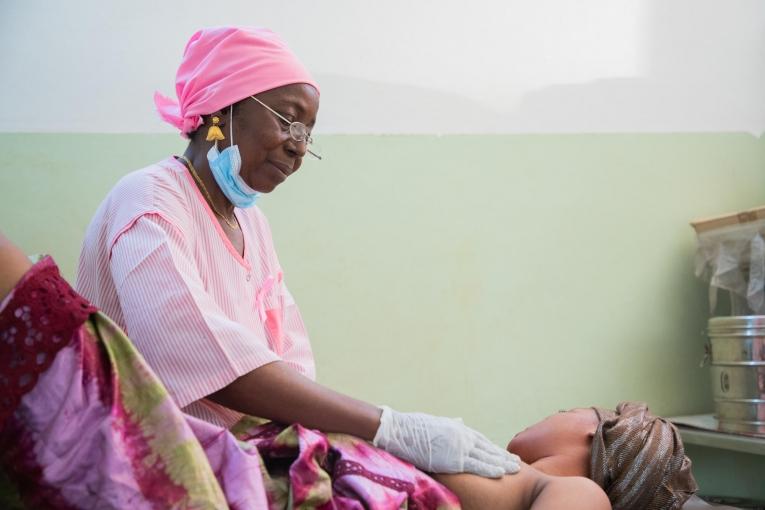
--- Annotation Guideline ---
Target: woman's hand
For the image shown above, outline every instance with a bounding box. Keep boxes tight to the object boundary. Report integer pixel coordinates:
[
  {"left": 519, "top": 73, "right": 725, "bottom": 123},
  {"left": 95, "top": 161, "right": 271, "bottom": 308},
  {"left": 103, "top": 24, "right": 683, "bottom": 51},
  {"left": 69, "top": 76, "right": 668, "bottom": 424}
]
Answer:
[{"left": 373, "top": 406, "right": 521, "bottom": 478}]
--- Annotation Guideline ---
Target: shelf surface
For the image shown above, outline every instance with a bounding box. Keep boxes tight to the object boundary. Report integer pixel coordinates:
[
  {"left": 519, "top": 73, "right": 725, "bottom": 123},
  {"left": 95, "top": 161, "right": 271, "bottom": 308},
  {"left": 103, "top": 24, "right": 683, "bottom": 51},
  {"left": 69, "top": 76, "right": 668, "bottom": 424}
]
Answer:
[{"left": 669, "top": 414, "right": 765, "bottom": 456}]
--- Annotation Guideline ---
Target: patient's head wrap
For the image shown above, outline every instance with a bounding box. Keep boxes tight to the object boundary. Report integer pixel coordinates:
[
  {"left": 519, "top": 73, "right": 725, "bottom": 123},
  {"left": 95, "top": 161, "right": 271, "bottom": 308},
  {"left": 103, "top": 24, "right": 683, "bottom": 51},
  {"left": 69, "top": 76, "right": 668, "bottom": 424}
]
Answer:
[
  {"left": 590, "top": 402, "right": 698, "bottom": 510},
  {"left": 154, "top": 26, "right": 319, "bottom": 138}
]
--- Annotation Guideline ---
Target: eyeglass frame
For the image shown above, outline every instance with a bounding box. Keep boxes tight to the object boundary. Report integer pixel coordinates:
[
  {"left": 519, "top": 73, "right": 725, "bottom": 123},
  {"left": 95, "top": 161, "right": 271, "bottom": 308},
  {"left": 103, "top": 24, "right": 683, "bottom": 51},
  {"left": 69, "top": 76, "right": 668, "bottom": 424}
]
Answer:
[{"left": 249, "top": 95, "right": 321, "bottom": 160}]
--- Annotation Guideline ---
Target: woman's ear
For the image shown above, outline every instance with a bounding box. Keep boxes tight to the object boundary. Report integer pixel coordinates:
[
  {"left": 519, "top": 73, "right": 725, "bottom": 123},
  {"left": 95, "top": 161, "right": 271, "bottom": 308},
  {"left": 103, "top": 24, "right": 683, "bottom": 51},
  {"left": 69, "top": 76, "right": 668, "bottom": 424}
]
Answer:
[
  {"left": 188, "top": 111, "right": 226, "bottom": 143},
  {"left": 205, "top": 111, "right": 228, "bottom": 128}
]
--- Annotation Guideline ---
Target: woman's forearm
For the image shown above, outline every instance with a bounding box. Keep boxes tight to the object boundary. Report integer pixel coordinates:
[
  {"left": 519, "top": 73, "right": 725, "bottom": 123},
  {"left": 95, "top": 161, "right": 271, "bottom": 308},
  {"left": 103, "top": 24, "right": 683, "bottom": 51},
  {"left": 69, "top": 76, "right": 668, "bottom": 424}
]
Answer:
[{"left": 208, "top": 360, "right": 383, "bottom": 440}]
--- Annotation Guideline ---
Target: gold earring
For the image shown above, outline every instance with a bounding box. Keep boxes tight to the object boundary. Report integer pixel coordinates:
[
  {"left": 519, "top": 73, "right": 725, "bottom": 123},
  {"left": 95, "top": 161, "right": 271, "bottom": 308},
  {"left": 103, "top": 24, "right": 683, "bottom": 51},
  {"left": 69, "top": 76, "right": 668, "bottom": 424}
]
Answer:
[{"left": 206, "top": 116, "right": 225, "bottom": 142}]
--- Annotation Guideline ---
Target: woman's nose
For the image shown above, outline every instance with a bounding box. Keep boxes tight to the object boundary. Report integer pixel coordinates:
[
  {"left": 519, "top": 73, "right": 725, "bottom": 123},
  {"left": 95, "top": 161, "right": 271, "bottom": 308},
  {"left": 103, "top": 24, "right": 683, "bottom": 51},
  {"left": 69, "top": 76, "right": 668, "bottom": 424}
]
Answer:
[{"left": 285, "top": 137, "right": 307, "bottom": 159}]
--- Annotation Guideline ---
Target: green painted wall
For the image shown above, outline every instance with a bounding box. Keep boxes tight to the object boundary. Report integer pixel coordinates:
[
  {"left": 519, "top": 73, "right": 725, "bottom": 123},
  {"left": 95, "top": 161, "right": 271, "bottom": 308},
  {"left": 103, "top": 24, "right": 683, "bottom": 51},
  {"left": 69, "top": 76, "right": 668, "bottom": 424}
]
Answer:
[
  {"left": 1, "top": 133, "right": 764, "bottom": 498},
  {"left": 684, "top": 445, "right": 764, "bottom": 501}
]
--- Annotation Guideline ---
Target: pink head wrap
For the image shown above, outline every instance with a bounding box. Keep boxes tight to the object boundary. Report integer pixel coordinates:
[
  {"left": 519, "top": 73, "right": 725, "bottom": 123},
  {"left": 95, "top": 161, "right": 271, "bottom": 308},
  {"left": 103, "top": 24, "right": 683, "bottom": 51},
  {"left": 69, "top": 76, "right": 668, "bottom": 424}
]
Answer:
[{"left": 154, "top": 26, "right": 319, "bottom": 138}]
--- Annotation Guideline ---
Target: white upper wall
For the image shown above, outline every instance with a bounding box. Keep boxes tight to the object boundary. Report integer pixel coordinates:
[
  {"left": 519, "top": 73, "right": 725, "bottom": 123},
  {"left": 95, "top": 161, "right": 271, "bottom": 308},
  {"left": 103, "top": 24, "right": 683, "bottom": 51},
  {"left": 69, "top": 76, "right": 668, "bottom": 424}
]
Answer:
[{"left": 1, "top": 0, "right": 763, "bottom": 134}]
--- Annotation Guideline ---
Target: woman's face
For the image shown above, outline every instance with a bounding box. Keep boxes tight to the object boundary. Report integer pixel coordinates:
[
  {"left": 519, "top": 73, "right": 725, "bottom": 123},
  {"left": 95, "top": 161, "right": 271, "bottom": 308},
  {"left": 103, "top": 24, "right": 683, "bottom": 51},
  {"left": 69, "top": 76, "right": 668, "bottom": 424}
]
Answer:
[
  {"left": 507, "top": 408, "right": 599, "bottom": 475},
  {"left": 224, "top": 83, "right": 320, "bottom": 193}
]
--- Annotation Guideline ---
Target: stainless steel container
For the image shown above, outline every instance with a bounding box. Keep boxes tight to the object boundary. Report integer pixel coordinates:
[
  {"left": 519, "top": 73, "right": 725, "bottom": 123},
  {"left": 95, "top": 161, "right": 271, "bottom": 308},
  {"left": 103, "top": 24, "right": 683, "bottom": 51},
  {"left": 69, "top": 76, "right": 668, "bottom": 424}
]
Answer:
[{"left": 707, "top": 316, "right": 765, "bottom": 436}]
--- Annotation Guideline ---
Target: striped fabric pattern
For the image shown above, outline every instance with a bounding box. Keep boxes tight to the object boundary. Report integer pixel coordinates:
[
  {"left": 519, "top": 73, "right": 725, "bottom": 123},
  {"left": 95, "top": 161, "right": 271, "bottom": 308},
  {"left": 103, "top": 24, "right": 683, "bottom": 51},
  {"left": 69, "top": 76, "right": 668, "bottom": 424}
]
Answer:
[{"left": 76, "top": 157, "right": 315, "bottom": 427}]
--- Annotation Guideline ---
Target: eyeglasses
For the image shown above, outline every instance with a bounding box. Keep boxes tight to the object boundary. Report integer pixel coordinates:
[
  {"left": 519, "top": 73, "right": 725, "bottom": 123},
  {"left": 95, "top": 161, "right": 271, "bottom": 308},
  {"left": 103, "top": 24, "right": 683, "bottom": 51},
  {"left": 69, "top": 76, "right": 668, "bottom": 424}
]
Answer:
[{"left": 250, "top": 95, "right": 321, "bottom": 160}]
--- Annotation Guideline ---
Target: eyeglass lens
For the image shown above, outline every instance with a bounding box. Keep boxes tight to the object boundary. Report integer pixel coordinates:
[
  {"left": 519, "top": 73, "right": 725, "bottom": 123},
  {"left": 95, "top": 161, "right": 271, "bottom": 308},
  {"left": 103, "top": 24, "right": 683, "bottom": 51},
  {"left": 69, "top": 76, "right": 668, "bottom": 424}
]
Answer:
[{"left": 289, "top": 123, "right": 311, "bottom": 143}]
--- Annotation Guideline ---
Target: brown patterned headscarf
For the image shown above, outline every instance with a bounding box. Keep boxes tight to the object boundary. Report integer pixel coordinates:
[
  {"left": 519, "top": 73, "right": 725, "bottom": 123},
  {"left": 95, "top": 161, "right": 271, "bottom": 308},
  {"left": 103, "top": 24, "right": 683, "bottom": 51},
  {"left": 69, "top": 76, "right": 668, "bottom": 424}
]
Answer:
[{"left": 590, "top": 402, "right": 698, "bottom": 510}]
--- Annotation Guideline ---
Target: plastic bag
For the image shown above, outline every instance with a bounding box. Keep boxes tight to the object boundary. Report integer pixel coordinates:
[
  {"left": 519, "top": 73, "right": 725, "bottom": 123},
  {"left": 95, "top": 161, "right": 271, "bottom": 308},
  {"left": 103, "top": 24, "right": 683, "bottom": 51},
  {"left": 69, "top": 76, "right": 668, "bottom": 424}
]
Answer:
[{"left": 694, "top": 218, "right": 765, "bottom": 315}]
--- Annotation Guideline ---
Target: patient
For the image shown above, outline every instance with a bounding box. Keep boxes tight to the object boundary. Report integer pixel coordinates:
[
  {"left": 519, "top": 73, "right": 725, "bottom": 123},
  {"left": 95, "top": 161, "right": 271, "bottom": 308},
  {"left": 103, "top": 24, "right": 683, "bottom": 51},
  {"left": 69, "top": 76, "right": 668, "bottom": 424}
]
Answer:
[
  {"left": 433, "top": 403, "right": 704, "bottom": 510},
  {"left": 507, "top": 404, "right": 699, "bottom": 509}
]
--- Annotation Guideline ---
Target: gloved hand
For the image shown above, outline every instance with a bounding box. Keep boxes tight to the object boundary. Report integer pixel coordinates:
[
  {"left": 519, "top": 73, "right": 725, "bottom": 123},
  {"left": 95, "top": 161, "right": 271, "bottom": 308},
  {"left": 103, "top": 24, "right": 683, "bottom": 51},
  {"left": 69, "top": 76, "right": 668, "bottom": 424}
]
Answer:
[{"left": 372, "top": 406, "right": 521, "bottom": 478}]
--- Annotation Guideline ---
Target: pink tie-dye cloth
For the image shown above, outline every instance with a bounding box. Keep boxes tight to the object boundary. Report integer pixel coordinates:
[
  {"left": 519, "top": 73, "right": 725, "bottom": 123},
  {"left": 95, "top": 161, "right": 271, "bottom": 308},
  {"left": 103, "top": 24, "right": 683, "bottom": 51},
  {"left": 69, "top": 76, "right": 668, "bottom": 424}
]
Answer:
[{"left": 0, "top": 257, "right": 460, "bottom": 510}]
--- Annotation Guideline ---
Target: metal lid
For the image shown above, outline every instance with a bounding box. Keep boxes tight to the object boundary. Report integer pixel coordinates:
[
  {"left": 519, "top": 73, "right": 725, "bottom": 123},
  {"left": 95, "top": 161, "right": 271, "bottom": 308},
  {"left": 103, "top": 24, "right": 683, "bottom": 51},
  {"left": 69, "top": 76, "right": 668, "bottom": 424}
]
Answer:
[{"left": 708, "top": 315, "right": 765, "bottom": 333}]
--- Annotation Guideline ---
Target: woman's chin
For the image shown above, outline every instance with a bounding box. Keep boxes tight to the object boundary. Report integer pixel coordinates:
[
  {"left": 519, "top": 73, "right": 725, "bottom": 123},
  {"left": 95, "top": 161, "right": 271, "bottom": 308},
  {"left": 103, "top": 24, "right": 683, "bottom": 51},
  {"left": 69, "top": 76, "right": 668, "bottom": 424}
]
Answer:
[{"left": 248, "top": 180, "right": 278, "bottom": 194}]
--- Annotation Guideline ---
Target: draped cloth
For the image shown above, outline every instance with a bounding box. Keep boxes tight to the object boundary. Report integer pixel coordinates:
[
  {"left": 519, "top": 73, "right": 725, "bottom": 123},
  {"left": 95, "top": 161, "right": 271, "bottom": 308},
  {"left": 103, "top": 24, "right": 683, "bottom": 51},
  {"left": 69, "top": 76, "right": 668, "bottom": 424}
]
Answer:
[
  {"left": 0, "top": 257, "right": 460, "bottom": 509},
  {"left": 590, "top": 402, "right": 698, "bottom": 510}
]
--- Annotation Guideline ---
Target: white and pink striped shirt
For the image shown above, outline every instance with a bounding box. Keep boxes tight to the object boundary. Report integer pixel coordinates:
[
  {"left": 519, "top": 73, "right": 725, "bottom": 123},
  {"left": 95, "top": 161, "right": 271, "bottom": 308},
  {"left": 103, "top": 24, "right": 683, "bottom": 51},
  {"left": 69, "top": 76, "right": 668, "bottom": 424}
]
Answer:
[{"left": 76, "top": 157, "right": 315, "bottom": 427}]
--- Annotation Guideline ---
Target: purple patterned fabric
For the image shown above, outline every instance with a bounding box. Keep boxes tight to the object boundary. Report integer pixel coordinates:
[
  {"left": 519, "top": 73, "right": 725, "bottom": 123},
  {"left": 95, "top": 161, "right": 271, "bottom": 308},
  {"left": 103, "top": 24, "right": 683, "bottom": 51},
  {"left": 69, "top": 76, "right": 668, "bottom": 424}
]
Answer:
[{"left": 232, "top": 420, "right": 460, "bottom": 509}]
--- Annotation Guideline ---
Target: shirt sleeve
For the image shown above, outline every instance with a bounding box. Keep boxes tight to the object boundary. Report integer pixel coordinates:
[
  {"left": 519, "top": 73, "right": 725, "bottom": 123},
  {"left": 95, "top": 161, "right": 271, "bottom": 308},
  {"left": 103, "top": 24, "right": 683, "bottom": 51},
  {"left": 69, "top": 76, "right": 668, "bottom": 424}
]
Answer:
[{"left": 109, "top": 213, "right": 280, "bottom": 408}]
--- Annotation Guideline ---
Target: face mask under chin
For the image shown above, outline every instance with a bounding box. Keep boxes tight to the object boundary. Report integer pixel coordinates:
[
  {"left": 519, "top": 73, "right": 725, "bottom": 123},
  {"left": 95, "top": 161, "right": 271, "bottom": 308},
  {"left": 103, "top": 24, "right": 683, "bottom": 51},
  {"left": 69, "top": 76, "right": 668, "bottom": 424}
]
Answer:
[{"left": 206, "top": 105, "right": 260, "bottom": 208}]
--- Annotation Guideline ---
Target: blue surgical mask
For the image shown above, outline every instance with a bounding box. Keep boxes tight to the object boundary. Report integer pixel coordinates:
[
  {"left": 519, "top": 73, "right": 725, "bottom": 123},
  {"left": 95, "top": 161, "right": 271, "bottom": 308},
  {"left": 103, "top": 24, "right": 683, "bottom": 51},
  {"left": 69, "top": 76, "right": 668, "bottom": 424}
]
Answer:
[{"left": 206, "top": 105, "right": 260, "bottom": 208}]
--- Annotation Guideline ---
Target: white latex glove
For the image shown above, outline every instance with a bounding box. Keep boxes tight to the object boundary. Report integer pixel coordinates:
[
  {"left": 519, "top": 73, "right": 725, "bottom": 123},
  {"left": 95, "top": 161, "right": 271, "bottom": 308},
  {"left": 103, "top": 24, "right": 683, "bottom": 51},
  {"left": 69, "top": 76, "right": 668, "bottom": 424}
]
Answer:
[{"left": 372, "top": 406, "right": 521, "bottom": 478}]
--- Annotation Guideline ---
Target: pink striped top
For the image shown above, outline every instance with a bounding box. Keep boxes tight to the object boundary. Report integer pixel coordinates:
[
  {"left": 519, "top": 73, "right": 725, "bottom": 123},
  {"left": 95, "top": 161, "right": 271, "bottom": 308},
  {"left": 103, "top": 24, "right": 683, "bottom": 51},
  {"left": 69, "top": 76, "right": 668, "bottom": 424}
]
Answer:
[{"left": 76, "top": 157, "right": 315, "bottom": 428}]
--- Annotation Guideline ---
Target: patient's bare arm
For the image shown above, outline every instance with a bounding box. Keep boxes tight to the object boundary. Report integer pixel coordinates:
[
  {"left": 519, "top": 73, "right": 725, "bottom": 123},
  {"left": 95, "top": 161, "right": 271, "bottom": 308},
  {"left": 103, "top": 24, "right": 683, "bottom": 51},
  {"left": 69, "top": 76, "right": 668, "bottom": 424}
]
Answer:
[{"left": 0, "top": 232, "right": 33, "bottom": 302}]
